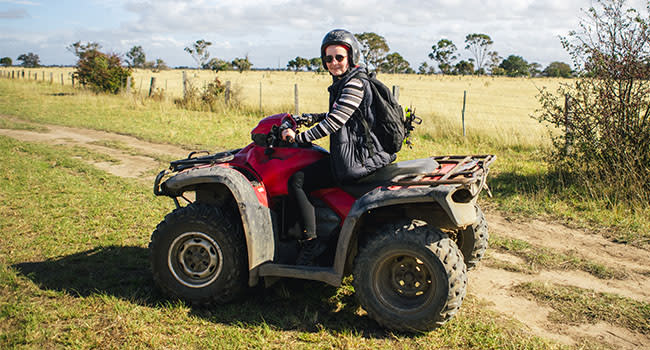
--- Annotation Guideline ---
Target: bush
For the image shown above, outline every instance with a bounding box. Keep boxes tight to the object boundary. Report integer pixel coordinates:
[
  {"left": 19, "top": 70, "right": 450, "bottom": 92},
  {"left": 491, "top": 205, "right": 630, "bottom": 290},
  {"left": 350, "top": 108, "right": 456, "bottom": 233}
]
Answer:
[
  {"left": 535, "top": 0, "right": 650, "bottom": 203},
  {"left": 69, "top": 42, "right": 132, "bottom": 94},
  {"left": 174, "top": 76, "right": 237, "bottom": 112}
]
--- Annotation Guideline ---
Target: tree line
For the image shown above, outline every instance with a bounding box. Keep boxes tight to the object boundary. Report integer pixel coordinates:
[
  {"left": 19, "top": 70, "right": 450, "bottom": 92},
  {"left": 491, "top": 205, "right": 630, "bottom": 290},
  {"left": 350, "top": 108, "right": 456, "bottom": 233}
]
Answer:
[
  {"left": 284, "top": 32, "right": 572, "bottom": 77},
  {"left": 2, "top": 33, "right": 573, "bottom": 78}
]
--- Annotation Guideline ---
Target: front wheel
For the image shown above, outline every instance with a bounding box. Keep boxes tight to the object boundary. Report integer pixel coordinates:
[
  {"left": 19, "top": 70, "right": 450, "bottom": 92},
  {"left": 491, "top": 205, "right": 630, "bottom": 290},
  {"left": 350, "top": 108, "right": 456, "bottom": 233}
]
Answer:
[
  {"left": 149, "top": 203, "right": 247, "bottom": 305},
  {"left": 353, "top": 221, "right": 467, "bottom": 332}
]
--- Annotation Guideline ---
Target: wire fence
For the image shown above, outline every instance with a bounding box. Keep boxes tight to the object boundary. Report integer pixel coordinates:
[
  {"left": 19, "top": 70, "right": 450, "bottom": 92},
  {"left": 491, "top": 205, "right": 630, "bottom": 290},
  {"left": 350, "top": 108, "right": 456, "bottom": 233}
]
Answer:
[{"left": 0, "top": 67, "right": 564, "bottom": 143}]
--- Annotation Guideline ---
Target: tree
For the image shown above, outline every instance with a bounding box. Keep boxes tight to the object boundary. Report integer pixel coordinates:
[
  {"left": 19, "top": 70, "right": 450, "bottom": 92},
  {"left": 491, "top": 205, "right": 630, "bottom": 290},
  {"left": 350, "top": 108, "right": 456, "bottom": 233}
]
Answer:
[
  {"left": 487, "top": 51, "right": 502, "bottom": 75},
  {"left": 287, "top": 56, "right": 310, "bottom": 71},
  {"left": 309, "top": 57, "right": 324, "bottom": 72},
  {"left": 204, "top": 58, "right": 231, "bottom": 72},
  {"left": 378, "top": 52, "right": 414, "bottom": 74},
  {"left": 68, "top": 41, "right": 131, "bottom": 94},
  {"left": 184, "top": 39, "right": 212, "bottom": 68},
  {"left": 429, "top": 39, "right": 458, "bottom": 74},
  {"left": 354, "top": 32, "right": 389, "bottom": 70},
  {"left": 464, "top": 33, "right": 493, "bottom": 74},
  {"left": 68, "top": 42, "right": 101, "bottom": 57},
  {"left": 0, "top": 57, "right": 11, "bottom": 66},
  {"left": 453, "top": 60, "right": 475, "bottom": 75},
  {"left": 499, "top": 55, "right": 530, "bottom": 76},
  {"left": 528, "top": 62, "right": 543, "bottom": 77},
  {"left": 231, "top": 56, "right": 252, "bottom": 73},
  {"left": 536, "top": 0, "right": 650, "bottom": 202},
  {"left": 126, "top": 45, "right": 146, "bottom": 68},
  {"left": 17, "top": 52, "right": 40, "bottom": 67},
  {"left": 418, "top": 61, "right": 435, "bottom": 74},
  {"left": 152, "top": 58, "right": 169, "bottom": 72},
  {"left": 542, "top": 61, "right": 573, "bottom": 77}
]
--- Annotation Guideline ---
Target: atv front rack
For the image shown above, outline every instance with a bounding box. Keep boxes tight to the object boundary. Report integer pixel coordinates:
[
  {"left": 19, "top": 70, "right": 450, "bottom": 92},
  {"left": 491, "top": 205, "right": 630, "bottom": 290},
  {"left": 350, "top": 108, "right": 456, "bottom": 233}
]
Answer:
[
  {"left": 168, "top": 148, "right": 241, "bottom": 172},
  {"left": 391, "top": 155, "right": 496, "bottom": 195}
]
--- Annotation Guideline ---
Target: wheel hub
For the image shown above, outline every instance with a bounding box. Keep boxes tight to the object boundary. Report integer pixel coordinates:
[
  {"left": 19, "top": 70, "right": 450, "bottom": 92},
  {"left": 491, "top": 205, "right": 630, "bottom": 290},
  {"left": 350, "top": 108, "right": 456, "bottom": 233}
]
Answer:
[
  {"left": 390, "top": 256, "right": 430, "bottom": 297},
  {"left": 374, "top": 251, "right": 436, "bottom": 313},
  {"left": 168, "top": 232, "right": 223, "bottom": 288}
]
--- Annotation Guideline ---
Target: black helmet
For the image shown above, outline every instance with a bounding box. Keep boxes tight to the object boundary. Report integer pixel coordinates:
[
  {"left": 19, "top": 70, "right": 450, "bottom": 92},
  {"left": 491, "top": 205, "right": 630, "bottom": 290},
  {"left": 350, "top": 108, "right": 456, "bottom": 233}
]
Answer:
[{"left": 320, "top": 29, "right": 363, "bottom": 70}]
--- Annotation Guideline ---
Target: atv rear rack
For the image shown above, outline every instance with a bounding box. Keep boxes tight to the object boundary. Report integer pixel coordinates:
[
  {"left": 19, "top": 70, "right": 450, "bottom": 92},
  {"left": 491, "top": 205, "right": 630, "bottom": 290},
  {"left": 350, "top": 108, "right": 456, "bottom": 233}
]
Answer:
[{"left": 391, "top": 155, "right": 496, "bottom": 192}]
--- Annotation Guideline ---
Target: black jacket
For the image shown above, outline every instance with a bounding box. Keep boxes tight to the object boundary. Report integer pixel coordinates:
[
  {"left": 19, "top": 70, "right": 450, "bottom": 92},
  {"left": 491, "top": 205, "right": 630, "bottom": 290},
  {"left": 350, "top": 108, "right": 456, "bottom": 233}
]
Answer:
[{"left": 328, "top": 67, "right": 396, "bottom": 183}]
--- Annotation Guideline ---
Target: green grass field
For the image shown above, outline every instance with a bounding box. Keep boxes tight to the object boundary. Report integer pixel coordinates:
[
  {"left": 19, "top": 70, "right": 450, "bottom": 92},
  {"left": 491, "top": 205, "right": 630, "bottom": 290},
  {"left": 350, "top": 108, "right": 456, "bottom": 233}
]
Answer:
[
  {"left": 0, "top": 74, "right": 648, "bottom": 348},
  {"left": 0, "top": 133, "right": 563, "bottom": 349},
  {"left": 0, "top": 75, "right": 646, "bottom": 247}
]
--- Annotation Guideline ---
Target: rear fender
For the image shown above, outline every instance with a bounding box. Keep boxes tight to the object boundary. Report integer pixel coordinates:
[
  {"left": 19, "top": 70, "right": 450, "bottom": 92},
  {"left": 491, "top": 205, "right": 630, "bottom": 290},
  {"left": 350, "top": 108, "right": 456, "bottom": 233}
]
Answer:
[
  {"left": 332, "top": 185, "right": 476, "bottom": 276},
  {"left": 162, "top": 166, "right": 274, "bottom": 286}
]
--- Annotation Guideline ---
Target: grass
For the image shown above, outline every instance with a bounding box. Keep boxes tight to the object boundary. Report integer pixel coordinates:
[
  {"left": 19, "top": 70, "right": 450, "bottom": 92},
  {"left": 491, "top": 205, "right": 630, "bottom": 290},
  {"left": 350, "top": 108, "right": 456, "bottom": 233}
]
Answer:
[
  {"left": 487, "top": 235, "right": 628, "bottom": 280},
  {"left": 0, "top": 116, "right": 48, "bottom": 132},
  {"left": 0, "top": 135, "right": 566, "bottom": 348},
  {"left": 514, "top": 281, "right": 650, "bottom": 334},
  {"left": 0, "top": 76, "right": 648, "bottom": 249}
]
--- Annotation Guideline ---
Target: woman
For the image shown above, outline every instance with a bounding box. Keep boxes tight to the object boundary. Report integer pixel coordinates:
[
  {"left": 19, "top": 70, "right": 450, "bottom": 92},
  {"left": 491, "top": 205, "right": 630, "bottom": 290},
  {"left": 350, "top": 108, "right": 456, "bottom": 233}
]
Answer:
[{"left": 282, "top": 29, "right": 395, "bottom": 265}]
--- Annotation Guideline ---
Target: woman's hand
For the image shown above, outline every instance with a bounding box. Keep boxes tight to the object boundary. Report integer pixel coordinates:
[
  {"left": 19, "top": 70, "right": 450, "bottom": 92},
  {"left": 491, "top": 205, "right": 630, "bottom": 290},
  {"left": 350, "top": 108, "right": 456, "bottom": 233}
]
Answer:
[{"left": 281, "top": 128, "right": 296, "bottom": 143}]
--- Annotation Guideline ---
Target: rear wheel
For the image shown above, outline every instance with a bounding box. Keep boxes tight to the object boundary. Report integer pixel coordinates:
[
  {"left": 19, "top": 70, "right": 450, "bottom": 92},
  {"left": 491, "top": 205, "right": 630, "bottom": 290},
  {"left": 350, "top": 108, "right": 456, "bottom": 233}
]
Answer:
[
  {"left": 149, "top": 203, "right": 247, "bottom": 305},
  {"left": 353, "top": 221, "right": 467, "bottom": 332},
  {"left": 456, "top": 205, "right": 489, "bottom": 270}
]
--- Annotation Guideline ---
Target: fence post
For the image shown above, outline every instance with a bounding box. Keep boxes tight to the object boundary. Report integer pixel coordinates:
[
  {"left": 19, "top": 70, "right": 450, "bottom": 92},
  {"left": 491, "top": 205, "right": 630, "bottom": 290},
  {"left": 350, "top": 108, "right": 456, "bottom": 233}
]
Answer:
[
  {"left": 61, "top": 73, "right": 64, "bottom": 86},
  {"left": 294, "top": 84, "right": 299, "bottom": 115},
  {"left": 461, "top": 90, "right": 467, "bottom": 137},
  {"left": 182, "top": 71, "right": 187, "bottom": 99},
  {"left": 259, "top": 81, "right": 263, "bottom": 113},
  {"left": 50, "top": 72, "right": 53, "bottom": 84},
  {"left": 392, "top": 85, "right": 400, "bottom": 100},
  {"left": 149, "top": 77, "right": 157, "bottom": 97},
  {"left": 12, "top": 71, "right": 15, "bottom": 79},
  {"left": 126, "top": 76, "right": 132, "bottom": 94},
  {"left": 225, "top": 81, "right": 231, "bottom": 104},
  {"left": 71, "top": 75, "right": 75, "bottom": 88}
]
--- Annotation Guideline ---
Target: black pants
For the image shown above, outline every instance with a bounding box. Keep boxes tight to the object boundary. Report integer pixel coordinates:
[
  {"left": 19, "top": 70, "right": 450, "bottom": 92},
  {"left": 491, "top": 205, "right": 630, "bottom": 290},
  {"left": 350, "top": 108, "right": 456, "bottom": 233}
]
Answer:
[{"left": 287, "top": 156, "right": 336, "bottom": 240}]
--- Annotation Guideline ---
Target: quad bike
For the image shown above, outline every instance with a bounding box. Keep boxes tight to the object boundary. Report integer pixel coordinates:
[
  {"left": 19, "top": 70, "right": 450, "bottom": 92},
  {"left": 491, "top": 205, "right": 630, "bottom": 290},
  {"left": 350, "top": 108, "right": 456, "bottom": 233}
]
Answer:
[{"left": 151, "top": 112, "right": 495, "bottom": 332}]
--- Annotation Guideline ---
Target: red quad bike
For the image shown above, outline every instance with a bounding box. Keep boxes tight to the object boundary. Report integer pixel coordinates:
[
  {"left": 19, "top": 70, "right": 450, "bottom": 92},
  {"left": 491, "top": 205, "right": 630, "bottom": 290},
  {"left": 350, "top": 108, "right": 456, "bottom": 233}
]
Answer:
[{"left": 151, "top": 113, "right": 496, "bottom": 332}]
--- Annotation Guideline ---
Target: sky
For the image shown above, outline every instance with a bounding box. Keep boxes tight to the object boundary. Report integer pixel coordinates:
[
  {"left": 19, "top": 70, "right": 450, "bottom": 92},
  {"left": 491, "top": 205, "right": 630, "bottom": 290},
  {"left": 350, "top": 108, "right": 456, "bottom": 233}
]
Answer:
[{"left": 0, "top": 0, "right": 648, "bottom": 70}]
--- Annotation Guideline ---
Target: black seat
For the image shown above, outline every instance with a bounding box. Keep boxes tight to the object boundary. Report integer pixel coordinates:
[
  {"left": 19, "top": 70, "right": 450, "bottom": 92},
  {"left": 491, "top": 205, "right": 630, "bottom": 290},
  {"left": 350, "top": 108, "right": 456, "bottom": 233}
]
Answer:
[{"left": 342, "top": 158, "right": 440, "bottom": 198}]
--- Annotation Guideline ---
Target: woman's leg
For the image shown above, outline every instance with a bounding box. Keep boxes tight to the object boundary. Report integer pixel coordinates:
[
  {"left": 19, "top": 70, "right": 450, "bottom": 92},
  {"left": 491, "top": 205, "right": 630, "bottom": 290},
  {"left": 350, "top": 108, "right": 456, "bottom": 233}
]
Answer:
[{"left": 287, "top": 156, "right": 335, "bottom": 239}]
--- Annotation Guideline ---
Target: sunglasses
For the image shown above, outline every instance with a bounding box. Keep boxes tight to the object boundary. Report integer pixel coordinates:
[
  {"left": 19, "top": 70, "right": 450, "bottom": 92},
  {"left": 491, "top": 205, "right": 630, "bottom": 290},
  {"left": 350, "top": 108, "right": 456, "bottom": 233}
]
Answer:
[{"left": 324, "top": 54, "right": 346, "bottom": 63}]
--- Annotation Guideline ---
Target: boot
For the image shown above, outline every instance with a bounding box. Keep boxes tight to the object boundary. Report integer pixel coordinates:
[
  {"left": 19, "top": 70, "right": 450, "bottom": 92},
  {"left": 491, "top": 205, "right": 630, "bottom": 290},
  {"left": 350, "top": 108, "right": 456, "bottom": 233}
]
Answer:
[{"left": 296, "top": 238, "right": 327, "bottom": 266}]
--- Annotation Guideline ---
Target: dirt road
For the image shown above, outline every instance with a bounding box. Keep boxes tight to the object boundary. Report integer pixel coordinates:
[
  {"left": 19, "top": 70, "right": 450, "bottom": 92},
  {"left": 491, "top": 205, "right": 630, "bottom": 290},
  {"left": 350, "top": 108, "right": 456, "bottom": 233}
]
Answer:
[{"left": 2, "top": 116, "right": 648, "bottom": 349}]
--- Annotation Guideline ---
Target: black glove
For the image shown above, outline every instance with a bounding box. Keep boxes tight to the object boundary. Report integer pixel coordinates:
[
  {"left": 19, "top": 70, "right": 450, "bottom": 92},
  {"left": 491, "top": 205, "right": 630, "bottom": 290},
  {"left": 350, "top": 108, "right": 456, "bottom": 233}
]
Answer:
[{"left": 297, "top": 113, "right": 326, "bottom": 127}]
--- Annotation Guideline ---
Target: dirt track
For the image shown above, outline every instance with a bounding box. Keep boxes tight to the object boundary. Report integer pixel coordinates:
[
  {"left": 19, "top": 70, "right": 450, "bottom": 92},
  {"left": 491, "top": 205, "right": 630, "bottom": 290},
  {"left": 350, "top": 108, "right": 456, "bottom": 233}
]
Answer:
[{"left": 1, "top": 116, "right": 648, "bottom": 349}]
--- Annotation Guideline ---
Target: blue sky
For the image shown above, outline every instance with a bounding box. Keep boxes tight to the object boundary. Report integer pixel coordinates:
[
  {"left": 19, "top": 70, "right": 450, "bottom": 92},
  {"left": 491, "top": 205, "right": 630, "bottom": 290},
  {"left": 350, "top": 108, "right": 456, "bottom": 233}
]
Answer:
[{"left": 1, "top": 0, "right": 648, "bottom": 70}]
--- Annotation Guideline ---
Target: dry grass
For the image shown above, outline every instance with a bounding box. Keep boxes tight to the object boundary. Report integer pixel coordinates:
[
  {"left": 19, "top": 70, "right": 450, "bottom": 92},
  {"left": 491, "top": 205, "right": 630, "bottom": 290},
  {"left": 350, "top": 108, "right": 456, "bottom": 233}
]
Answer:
[{"left": 0, "top": 67, "right": 567, "bottom": 148}]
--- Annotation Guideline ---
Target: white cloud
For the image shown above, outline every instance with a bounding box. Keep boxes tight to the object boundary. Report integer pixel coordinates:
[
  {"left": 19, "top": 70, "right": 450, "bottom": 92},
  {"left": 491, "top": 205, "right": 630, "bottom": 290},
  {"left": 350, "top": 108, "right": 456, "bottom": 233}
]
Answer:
[{"left": 1, "top": 0, "right": 646, "bottom": 68}]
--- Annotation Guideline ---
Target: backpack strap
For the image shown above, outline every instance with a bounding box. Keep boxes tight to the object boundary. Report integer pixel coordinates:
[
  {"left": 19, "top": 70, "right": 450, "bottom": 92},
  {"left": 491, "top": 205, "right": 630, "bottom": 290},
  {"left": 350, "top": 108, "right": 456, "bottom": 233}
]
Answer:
[{"left": 352, "top": 71, "right": 376, "bottom": 158}]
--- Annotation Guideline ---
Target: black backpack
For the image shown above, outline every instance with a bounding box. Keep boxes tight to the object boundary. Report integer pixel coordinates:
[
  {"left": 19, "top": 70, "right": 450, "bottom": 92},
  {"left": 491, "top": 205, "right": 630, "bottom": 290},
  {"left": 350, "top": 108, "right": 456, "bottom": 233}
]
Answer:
[{"left": 358, "top": 71, "right": 420, "bottom": 154}]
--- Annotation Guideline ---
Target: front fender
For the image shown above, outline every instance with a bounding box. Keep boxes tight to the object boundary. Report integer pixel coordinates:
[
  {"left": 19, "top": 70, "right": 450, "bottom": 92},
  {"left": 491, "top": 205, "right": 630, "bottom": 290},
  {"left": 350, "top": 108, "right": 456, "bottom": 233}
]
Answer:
[
  {"left": 332, "top": 185, "right": 476, "bottom": 275},
  {"left": 162, "top": 166, "right": 274, "bottom": 285}
]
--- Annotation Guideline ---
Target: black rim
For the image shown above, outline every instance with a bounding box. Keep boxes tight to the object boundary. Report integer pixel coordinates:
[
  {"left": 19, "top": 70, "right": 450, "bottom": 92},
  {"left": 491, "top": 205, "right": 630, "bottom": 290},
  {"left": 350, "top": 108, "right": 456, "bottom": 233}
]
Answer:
[{"left": 372, "top": 249, "right": 437, "bottom": 314}]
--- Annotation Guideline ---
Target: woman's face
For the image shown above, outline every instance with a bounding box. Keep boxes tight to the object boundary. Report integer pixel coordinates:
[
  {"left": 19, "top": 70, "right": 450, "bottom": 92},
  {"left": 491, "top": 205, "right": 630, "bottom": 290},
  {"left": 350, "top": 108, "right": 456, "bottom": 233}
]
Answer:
[{"left": 324, "top": 45, "right": 350, "bottom": 77}]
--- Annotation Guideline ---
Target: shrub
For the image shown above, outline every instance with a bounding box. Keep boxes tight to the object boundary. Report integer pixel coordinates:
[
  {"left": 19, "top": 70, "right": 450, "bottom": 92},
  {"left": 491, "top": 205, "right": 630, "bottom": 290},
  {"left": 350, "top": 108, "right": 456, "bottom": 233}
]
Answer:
[
  {"left": 535, "top": 0, "right": 650, "bottom": 203},
  {"left": 69, "top": 41, "right": 132, "bottom": 94},
  {"left": 174, "top": 76, "right": 237, "bottom": 112}
]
